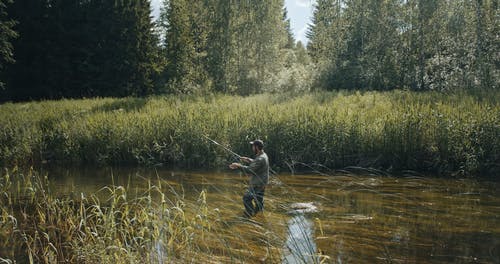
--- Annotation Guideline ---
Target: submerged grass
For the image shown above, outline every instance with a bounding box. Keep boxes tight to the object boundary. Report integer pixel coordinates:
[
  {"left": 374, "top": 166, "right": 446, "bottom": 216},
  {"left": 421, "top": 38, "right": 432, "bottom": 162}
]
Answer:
[
  {"left": 2, "top": 166, "right": 499, "bottom": 263},
  {"left": 0, "top": 90, "right": 499, "bottom": 176},
  {"left": 0, "top": 168, "right": 297, "bottom": 263}
]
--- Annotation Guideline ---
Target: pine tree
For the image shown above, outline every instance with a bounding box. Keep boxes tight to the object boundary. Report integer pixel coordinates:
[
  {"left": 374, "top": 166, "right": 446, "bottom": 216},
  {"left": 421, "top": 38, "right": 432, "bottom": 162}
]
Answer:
[
  {"left": 162, "top": 0, "right": 289, "bottom": 94},
  {"left": 239, "top": 0, "right": 288, "bottom": 94},
  {"left": 295, "top": 41, "right": 309, "bottom": 65},
  {"left": 283, "top": 7, "right": 295, "bottom": 49},
  {"left": 0, "top": 0, "right": 16, "bottom": 92},
  {"left": 162, "top": 0, "right": 210, "bottom": 93},
  {"left": 307, "top": 0, "right": 339, "bottom": 64},
  {"left": 121, "top": 0, "right": 163, "bottom": 96},
  {"left": 236, "top": 0, "right": 289, "bottom": 94},
  {"left": 360, "top": 0, "right": 400, "bottom": 89},
  {"left": 4, "top": 0, "right": 51, "bottom": 100},
  {"left": 307, "top": 0, "right": 350, "bottom": 89},
  {"left": 206, "top": 0, "right": 232, "bottom": 93},
  {"left": 4, "top": 0, "right": 162, "bottom": 100}
]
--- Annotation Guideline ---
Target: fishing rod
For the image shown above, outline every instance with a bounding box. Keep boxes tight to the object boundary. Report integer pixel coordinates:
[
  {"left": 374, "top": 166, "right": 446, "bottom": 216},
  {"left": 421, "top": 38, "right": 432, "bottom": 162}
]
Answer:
[
  {"left": 203, "top": 135, "right": 282, "bottom": 176},
  {"left": 202, "top": 135, "right": 318, "bottom": 208},
  {"left": 202, "top": 135, "right": 242, "bottom": 160}
]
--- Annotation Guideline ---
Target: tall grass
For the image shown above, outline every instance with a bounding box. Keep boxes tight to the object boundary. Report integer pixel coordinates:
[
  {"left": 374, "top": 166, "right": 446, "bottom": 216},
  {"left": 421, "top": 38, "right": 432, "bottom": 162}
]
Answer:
[
  {"left": 0, "top": 168, "right": 292, "bottom": 263},
  {"left": 0, "top": 90, "right": 499, "bottom": 176}
]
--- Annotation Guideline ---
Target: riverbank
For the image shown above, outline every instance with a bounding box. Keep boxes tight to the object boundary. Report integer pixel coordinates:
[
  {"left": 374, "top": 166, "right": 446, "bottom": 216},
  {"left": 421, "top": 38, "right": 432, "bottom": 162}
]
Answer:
[{"left": 1, "top": 90, "right": 498, "bottom": 177}]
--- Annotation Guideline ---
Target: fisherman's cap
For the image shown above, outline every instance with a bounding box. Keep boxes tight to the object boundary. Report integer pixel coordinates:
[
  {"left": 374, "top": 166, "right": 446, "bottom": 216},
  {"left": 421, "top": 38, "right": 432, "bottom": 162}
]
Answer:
[{"left": 250, "top": 139, "right": 264, "bottom": 148}]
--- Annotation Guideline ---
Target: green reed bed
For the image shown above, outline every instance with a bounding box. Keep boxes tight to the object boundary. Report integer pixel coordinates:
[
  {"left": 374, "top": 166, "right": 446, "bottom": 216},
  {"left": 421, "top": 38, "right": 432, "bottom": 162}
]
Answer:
[{"left": 0, "top": 90, "right": 499, "bottom": 176}]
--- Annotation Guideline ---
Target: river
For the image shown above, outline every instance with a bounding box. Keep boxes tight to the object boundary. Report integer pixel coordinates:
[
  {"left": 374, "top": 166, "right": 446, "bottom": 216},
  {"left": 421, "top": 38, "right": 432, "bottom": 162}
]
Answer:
[{"left": 38, "top": 167, "right": 500, "bottom": 263}]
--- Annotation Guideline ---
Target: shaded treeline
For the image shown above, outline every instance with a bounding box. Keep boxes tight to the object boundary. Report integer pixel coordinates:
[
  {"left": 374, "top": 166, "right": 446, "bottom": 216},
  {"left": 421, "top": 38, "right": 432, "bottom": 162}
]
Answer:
[
  {"left": 0, "top": 0, "right": 310, "bottom": 101},
  {"left": 1, "top": 0, "right": 161, "bottom": 100},
  {"left": 1, "top": 0, "right": 495, "bottom": 101},
  {"left": 308, "top": 0, "right": 499, "bottom": 91},
  {"left": 0, "top": 0, "right": 16, "bottom": 89},
  {"left": 0, "top": 91, "right": 498, "bottom": 176}
]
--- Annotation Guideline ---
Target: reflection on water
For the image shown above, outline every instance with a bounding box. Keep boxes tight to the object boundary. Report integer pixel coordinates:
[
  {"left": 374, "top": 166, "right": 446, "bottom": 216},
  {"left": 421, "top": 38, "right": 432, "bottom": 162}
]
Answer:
[
  {"left": 283, "top": 214, "right": 317, "bottom": 264},
  {"left": 36, "top": 167, "right": 500, "bottom": 263}
]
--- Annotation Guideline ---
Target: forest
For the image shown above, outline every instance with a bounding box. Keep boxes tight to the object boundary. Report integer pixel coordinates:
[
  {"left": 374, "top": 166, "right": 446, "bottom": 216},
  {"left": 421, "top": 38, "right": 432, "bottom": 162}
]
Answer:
[{"left": 0, "top": 0, "right": 497, "bottom": 101}]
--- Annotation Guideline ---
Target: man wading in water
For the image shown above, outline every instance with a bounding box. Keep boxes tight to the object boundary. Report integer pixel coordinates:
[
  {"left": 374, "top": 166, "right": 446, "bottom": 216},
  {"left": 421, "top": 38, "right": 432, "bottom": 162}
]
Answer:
[{"left": 229, "top": 140, "right": 269, "bottom": 218}]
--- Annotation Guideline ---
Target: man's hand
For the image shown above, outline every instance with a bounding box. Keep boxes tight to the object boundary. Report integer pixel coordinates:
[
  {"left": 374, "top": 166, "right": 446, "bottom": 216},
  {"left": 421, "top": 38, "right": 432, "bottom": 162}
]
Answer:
[
  {"left": 229, "top": 163, "right": 242, "bottom": 169},
  {"left": 240, "top": 157, "right": 253, "bottom": 163}
]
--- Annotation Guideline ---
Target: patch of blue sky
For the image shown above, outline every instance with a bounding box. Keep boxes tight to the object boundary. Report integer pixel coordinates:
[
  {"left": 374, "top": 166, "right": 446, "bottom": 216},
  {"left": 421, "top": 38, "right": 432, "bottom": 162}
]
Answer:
[{"left": 150, "top": 0, "right": 315, "bottom": 44}]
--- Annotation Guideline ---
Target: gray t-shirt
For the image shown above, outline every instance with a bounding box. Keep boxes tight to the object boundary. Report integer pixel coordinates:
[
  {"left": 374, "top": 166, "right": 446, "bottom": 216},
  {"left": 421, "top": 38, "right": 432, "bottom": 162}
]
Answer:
[{"left": 242, "top": 152, "right": 269, "bottom": 187}]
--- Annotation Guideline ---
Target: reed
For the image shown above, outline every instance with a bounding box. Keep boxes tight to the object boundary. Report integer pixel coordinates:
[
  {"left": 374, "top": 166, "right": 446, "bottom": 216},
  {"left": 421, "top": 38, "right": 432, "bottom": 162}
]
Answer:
[
  {"left": 0, "top": 168, "right": 294, "bottom": 263},
  {"left": 0, "top": 90, "right": 498, "bottom": 176}
]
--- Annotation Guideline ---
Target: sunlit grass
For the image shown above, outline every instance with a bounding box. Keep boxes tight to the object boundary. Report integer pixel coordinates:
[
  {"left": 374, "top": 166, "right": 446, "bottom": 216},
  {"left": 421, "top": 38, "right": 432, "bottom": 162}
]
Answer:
[
  {"left": 2, "top": 166, "right": 499, "bottom": 263},
  {"left": 1, "top": 168, "right": 306, "bottom": 263},
  {"left": 0, "top": 90, "right": 498, "bottom": 176}
]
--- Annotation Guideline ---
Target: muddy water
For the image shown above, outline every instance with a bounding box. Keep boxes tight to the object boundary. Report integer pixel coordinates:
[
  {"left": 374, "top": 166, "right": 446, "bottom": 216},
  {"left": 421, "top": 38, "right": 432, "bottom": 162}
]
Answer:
[{"left": 43, "top": 167, "right": 500, "bottom": 263}]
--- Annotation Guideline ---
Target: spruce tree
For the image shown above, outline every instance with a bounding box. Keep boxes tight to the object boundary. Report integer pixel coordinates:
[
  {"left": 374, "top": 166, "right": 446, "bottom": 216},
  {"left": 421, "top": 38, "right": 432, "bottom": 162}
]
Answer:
[
  {"left": 162, "top": 0, "right": 199, "bottom": 93},
  {"left": 283, "top": 7, "right": 295, "bottom": 49},
  {"left": 4, "top": 0, "right": 162, "bottom": 100},
  {"left": 0, "top": 0, "right": 16, "bottom": 92}
]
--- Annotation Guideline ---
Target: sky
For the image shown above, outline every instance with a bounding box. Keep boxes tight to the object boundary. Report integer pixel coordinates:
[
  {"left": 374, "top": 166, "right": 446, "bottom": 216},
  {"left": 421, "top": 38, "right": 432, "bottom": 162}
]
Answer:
[
  {"left": 150, "top": 0, "right": 315, "bottom": 44},
  {"left": 284, "top": 0, "right": 316, "bottom": 44}
]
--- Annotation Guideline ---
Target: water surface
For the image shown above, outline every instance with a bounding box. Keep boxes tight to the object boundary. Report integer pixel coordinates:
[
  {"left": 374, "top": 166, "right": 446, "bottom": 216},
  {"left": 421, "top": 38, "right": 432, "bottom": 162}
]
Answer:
[{"left": 41, "top": 167, "right": 500, "bottom": 263}]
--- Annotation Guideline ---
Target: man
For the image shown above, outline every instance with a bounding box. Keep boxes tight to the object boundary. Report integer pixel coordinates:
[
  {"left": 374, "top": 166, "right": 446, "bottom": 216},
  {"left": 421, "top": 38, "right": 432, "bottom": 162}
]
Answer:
[{"left": 229, "top": 140, "right": 269, "bottom": 218}]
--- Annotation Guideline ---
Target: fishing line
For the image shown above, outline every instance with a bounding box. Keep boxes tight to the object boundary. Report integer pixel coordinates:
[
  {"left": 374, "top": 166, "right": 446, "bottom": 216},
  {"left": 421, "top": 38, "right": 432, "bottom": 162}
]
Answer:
[
  {"left": 201, "top": 135, "right": 306, "bottom": 202},
  {"left": 203, "top": 135, "right": 373, "bottom": 220}
]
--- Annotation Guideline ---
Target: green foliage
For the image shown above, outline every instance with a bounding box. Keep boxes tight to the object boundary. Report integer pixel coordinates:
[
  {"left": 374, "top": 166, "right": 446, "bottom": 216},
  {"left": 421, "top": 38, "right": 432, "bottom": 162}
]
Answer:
[
  {"left": 308, "top": 0, "right": 499, "bottom": 91},
  {"left": 160, "top": 0, "right": 296, "bottom": 95},
  {"left": 162, "top": 0, "right": 207, "bottom": 93},
  {"left": 0, "top": 0, "right": 313, "bottom": 99},
  {"left": 0, "top": 91, "right": 498, "bottom": 176},
  {"left": 0, "top": 0, "right": 16, "bottom": 89},
  {"left": 0, "top": 0, "right": 496, "bottom": 99},
  {"left": 1, "top": 0, "right": 163, "bottom": 101},
  {"left": 283, "top": 7, "right": 295, "bottom": 49}
]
